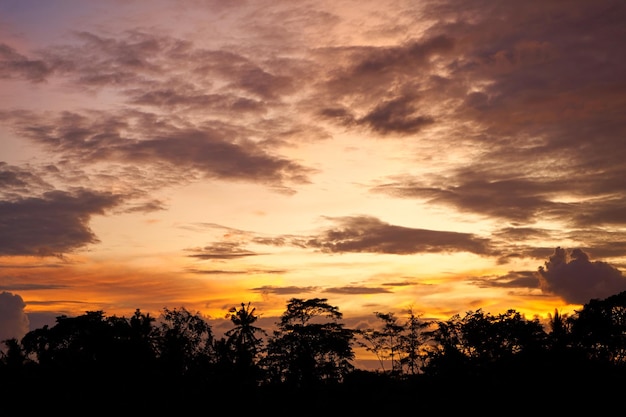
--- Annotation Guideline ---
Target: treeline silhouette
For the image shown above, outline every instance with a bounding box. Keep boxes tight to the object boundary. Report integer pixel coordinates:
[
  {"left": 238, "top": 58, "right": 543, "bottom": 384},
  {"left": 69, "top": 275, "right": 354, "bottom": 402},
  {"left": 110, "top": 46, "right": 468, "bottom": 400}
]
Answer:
[{"left": 2, "top": 293, "right": 626, "bottom": 414}]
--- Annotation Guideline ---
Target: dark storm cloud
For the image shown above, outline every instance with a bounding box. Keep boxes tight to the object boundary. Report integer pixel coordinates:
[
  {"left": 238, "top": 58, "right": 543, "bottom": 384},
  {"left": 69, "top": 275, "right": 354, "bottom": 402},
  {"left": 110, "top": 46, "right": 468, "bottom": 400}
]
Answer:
[
  {"left": 0, "top": 189, "right": 122, "bottom": 256},
  {"left": 299, "top": 215, "right": 491, "bottom": 255},
  {"left": 0, "top": 43, "right": 51, "bottom": 82},
  {"left": 537, "top": 247, "right": 626, "bottom": 304}
]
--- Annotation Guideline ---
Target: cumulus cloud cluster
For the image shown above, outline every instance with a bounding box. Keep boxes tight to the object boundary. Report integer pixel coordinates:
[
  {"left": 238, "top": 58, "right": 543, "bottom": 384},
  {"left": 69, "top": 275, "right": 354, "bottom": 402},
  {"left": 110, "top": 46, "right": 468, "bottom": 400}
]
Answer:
[
  {"left": 538, "top": 247, "right": 626, "bottom": 304},
  {"left": 0, "top": 292, "right": 29, "bottom": 344}
]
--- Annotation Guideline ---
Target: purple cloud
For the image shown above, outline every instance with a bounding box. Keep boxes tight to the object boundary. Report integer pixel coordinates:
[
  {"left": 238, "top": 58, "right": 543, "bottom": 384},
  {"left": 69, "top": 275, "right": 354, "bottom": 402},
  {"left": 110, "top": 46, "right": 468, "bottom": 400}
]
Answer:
[
  {"left": 537, "top": 247, "right": 626, "bottom": 304},
  {"left": 0, "top": 189, "right": 122, "bottom": 256},
  {"left": 0, "top": 292, "right": 29, "bottom": 343}
]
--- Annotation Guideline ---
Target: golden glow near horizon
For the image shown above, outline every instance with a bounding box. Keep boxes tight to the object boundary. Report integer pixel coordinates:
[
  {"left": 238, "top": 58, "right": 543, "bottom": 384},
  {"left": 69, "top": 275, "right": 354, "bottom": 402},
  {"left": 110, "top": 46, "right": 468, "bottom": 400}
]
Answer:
[{"left": 1, "top": 0, "right": 625, "bottom": 369}]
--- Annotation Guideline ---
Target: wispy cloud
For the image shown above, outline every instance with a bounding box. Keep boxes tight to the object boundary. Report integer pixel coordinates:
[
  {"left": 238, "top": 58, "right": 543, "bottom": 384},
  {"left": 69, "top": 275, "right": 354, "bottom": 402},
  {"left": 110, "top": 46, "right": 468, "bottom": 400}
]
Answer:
[
  {"left": 0, "top": 43, "right": 51, "bottom": 82},
  {"left": 298, "top": 215, "right": 492, "bottom": 255},
  {"left": 187, "top": 242, "right": 263, "bottom": 260},
  {"left": 324, "top": 286, "right": 392, "bottom": 295}
]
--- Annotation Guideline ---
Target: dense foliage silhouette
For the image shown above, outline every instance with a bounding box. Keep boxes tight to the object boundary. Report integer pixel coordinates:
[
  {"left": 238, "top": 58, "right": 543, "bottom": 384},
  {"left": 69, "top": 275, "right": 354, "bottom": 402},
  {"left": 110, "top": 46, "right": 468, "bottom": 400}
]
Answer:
[{"left": 2, "top": 294, "right": 626, "bottom": 414}]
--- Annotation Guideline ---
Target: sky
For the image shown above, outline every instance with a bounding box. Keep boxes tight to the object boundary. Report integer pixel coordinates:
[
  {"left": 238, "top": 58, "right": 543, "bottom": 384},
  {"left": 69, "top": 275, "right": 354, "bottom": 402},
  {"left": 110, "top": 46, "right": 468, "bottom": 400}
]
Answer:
[{"left": 1, "top": 0, "right": 626, "bottom": 365}]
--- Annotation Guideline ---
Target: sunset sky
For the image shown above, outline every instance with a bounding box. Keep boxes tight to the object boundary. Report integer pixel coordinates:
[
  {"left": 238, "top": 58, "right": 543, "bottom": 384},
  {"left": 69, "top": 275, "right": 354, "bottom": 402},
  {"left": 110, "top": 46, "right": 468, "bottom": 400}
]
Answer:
[{"left": 1, "top": 0, "right": 626, "bottom": 362}]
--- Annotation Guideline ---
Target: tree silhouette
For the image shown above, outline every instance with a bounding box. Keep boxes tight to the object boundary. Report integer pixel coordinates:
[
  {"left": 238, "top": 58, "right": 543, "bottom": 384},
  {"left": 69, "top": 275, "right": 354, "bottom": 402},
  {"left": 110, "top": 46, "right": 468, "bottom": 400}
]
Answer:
[
  {"left": 20, "top": 311, "right": 119, "bottom": 371},
  {"left": 399, "top": 308, "right": 431, "bottom": 375},
  {"left": 4, "top": 291, "right": 626, "bottom": 412},
  {"left": 155, "top": 306, "right": 214, "bottom": 379},
  {"left": 223, "top": 301, "right": 266, "bottom": 386},
  {"left": 568, "top": 291, "right": 626, "bottom": 366},
  {"left": 357, "top": 308, "right": 432, "bottom": 375},
  {"left": 0, "top": 337, "right": 29, "bottom": 379},
  {"left": 262, "top": 298, "right": 355, "bottom": 387},
  {"left": 425, "top": 308, "right": 547, "bottom": 379},
  {"left": 357, "top": 311, "right": 404, "bottom": 373}
]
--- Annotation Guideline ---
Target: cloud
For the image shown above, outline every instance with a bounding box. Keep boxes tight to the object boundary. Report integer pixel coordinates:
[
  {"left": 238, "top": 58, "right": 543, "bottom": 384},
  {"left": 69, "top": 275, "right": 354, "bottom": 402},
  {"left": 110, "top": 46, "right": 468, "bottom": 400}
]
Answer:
[
  {"left": 317, "top": 36, "right": 454, "bottom": 134},
  {"left": 187, "top": 242, "right": 262, "bottom": 260},
  {"left": 537, "top": 247, "right": 626, "bottom": 304},
  {"left": 0, "top": 292, "right": 29, "bottom": 343},
  {"left": 252, "top": 285, "right": 318, "bottom": 295},
  {"left": 194, "top": 215, "right": 493, "bottom": 257},
  {"left": 0, "top": 189, "right": 122, "bottom": 256},
  {"left": 370, "top": 168, "right": 626, "bottom": 236},
  {"left": 0, "top": 282, "right": 67, "bottom": 291},
  {"left": 24, "top": 311, "right": 59, "bottom": 333},
  {"left": 324, "top": 286, "right": 392, "bottom": 295},
  {"left": 322, "top": 35, "right": 455, "bottom": 99},
  {"left": 299, "top": 215, "right": 492, "bottom": 255},
  {"left": 5, "top": 109, "right": 314, "bottom": 190},
  {"left": 126, "top": 87, "right": 265, "bottom": 114},
  {"left": 371, "top": 174, "right": 574, "bottom": 224},
  {"left": 0, "top": 43, "right": 51, "bottom": 82},
  {"left": 41, "top": 31, "right": 184, "bottom": 87},
  {"left": 571, "top": 197, "right": 626, "bottom": 227},
  {"left": 186, "top": 268, "right": 286, "bottom": 275},
  {"left": 18, "top": 28, "right": 305, "bottom": 112},
  {"left": 121, "top": 199, "right": 168, "bottom": 214},
  {"left": 2, "top": 29, "right": 317, "bottom": 193},
  {"left": 473, "top": 271, "right": 540, "bottom": 289},
  {"left": 358, "top": 94, "right": 435, "bottom": 135},
  {"left": 356, "top": 1, "right": 626, "bottom": 233},
  {"left": 0, "top": 162, "right": 55, "bottom": 199}
]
